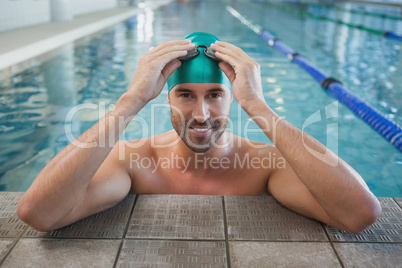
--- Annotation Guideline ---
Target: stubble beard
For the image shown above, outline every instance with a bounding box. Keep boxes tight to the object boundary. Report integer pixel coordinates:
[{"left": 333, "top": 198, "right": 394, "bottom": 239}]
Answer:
[{"left": 171, "top": 111, "right": 229, "bottom": 153}]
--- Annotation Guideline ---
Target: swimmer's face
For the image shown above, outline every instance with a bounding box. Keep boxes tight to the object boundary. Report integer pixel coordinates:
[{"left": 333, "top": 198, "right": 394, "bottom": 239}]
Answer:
[{"left": 168, "top": 83, "right": 232, "bottom": 153}]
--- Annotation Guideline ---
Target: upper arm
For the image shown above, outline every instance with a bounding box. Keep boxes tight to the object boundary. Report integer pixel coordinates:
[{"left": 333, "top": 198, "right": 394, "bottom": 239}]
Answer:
[
  {"left": 53, "top": 141, "right": 132, "bottom": 229},
  {"left": 267, "top": 152, "right": 333, "bottom": 226}
]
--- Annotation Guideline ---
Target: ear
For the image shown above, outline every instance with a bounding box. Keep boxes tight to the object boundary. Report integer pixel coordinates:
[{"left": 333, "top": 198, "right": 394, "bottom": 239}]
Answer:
[{"left": 167, "top": 93, "right": 170, "bottom": 105}]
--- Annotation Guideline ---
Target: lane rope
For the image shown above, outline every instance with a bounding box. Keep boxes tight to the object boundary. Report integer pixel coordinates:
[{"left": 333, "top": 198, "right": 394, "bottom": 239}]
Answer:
[
  {"left": 226, "top": 5, "right": 402, "bottom": 152},
  {"left": 253, "top": 0, "right": 402, "bottom": 41},
  {"left": 307, "top": 2, "right": 402, "bottom": 21}
]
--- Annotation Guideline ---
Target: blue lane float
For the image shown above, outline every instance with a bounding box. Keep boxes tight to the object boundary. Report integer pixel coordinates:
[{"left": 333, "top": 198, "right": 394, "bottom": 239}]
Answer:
[
  {"left": 226, "top": 5, "right": 402, "bottom": 152},
  {"left": 384, "top": 32, "right": 402, "bottom": 41}
]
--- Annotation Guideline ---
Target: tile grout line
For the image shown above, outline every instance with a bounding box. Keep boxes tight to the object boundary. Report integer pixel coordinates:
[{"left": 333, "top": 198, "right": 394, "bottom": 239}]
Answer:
[
  {"left": 330, "top": 242, "right": 346, "bottom": 268},
  {"left": 221, "top": 196, "right": 231, "bottom": 268},
  {"left": 0, "top": 237, "right": 20, "bottom": 266},
  {"left": 111, "top": 237, "right": 368, "bottom": 243},
  {"left": 394, "top": 198, "right": 402, "bottom": 209},
  {"left": 121, "top": 238, "right": 228, "bottom": 242},
  {"left": 112, "top": 193, "right": 139, "bottom": 268},
  {"left": 19, "top": 236, "right": 228, "bottom": 242},
  {"left": 0, "top": 203, "right": 30, "bottom": 266},
  {"left": 112, "top": 240, "right": 124, "bottom": 268},
  {"left": 122, "top": 194, "right": 139, "bottom": 238},
  {"left": 322, "top": 223, "right": 345, "bottom": 268}
]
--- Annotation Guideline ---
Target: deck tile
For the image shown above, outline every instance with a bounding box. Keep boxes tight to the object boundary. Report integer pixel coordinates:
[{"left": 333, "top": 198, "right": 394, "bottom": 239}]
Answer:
[
  {"left": 224, "top": 196, "right": 327, "bottom": 241},
  {"left": 116, "top": 240, "right": 227, "bottom": 267},
  {"left": 0, "top": 192, "right": 28, "bottom": 238},
  {"left": 334, "top": 243, "right": 402, "bottom": 268},
  {"left": 229, "top": 241, "right": 341, "bottom": 267},
  {"left": 24, "top": 194, "right": 135, "bottom": 239},
  {"left": 0, "top": 239, "right": 17, "bottom": 263},
  {"left": 126, "top": 195, "right": 224, "bottom": 240},
  {"left": 395, "top": 198, "right": 402, "bottom": 209},
  {"left": 325, "top": 198, "right": 402, "bottom": 242},
  {"left": 1, "top": 239, "right": 120, "bottom": 267}
]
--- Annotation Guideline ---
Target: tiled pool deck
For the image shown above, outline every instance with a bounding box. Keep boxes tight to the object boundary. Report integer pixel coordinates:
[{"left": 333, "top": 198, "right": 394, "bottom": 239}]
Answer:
[{"left": 0, "top": 193, "right": 401, "bottom": 267}]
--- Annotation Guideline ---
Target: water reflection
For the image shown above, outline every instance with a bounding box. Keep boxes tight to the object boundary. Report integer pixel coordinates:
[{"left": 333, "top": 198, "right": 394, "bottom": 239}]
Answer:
[
  {"left": 0, "top": 0, "right": 401, "bottom": 196},
  {"left": 0, "top": 43, "right": 75, "bottom": 191},
  {"left": 137, "top": 8, "right": 154, "bottom": 43}
]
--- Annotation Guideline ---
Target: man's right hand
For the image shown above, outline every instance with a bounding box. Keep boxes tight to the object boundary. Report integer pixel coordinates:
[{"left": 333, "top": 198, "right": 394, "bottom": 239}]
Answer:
[{"left": 127, "top": 40, "right": 195, "bottom": 104}]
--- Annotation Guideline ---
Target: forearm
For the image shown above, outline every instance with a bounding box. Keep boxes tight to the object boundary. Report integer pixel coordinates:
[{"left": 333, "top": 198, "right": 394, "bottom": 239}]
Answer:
[
  {"left": 244, "top": 100, "right": 381, "bottom": 230},
  {"left": 17, "top": 93, "right": 144, "bottom": 227}
]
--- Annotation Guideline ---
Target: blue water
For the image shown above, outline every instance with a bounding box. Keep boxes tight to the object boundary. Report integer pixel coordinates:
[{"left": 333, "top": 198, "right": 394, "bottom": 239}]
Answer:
[{"left": 0, "top": 0, "right": 401, "bottom": 196}]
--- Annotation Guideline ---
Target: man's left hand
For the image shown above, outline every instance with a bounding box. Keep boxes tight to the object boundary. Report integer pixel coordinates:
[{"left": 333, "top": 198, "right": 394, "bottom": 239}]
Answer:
[{"left": 211, "top": 41, "right": 266, "bottom": 111}]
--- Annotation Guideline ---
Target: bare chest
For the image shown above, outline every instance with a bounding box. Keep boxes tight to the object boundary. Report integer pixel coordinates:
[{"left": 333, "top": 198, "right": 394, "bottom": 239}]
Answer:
[{"left": 129, "top": 165, "right": 270, "bottom": 196}]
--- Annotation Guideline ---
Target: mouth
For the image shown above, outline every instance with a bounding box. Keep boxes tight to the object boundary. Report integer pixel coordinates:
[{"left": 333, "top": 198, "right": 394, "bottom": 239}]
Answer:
[
  {"left": 189, "top": 126, "right": 212, "bottom": 136},
  {"left": 192, "top": 127, "right": 209, "bottom": 132}
]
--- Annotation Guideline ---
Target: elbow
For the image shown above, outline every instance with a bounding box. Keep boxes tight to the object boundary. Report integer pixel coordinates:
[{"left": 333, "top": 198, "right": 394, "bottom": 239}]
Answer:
[
  {"left": 17, "top": 199, "right": 57, "bottom": 232},
  {"left": 343, "top": 198, "right": 382, "bottom": 234}
]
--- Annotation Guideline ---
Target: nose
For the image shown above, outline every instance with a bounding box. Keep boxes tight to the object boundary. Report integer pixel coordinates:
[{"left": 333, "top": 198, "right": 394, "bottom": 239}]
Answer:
[{"left": 192, "top": 98, "right": 210, "bottom": 123}]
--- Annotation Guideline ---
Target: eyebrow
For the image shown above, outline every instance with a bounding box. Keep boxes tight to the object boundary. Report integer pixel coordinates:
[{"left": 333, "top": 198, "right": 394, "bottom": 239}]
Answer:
[{"left": 174, "top": 88, "right": 226, "bottom": 93}]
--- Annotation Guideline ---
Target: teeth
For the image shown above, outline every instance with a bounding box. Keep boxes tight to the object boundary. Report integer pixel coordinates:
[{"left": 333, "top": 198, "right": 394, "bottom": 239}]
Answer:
[{"left": 194, "top": 128, "right": 209, "bottom": 132}]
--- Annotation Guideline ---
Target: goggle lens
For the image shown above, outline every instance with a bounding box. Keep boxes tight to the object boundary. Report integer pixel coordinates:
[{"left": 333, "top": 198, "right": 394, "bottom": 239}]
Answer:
[{"left": 177, "top": 45, "right": 221, "bottom": 62}]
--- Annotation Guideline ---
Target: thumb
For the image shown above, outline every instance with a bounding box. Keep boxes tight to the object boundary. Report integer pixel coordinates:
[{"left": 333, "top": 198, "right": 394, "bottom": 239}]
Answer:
[
  {"left": 162, "top": 59, "right": 182, "bottom": 80},
  {"left": 219, "top": 62, "right": 236, "bottom": 83}
]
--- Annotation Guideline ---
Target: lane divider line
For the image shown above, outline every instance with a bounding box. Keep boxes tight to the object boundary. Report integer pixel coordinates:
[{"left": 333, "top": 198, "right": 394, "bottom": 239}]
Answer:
[
  {"left": 226, "top": 5, "right": 402, "bottom": 152},
  {"left": 301, "top": 2, "right": 402, "bottom": 21},
  {"left": 253, "top": 0, "right": 402, "bottom": 41}
]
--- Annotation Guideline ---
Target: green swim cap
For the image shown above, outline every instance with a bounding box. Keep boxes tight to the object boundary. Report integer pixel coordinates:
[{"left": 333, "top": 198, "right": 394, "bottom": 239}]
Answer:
[{"left": 167, "top": 32, "right": 232, "bottom": 92}]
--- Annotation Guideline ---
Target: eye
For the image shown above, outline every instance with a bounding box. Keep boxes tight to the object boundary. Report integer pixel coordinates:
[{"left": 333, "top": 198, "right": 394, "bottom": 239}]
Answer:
[
  {"left": 210, "top": 93, "right": 221, "bottom": 98},
  {"left": 180, "top": 93, "right": 191, "bottom": 98}
]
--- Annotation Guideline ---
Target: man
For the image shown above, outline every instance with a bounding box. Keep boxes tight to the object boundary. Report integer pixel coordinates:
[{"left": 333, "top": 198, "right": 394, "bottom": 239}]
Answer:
[{"left": 17, "top": 32, "right": 381, "bottom": 233}]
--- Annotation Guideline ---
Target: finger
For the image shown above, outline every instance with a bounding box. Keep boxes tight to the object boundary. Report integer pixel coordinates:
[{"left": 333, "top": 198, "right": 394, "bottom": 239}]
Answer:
[
  {"left": 210, "top": 43, "right": 242, "bottom": 64},
  {"left": 214, "top": 51, "right": 243, "bottom": 68},
  {"left": 219, "top": 62, "right": 236, "bottom": 83},
  {"left": 153, "top": 42, "right": 195, "bottom": 57},
  {"left": 212, "top": 41, "right": 245, "bottom": 55},
  {"left": 151, "top": 39, "right": 192, "bottom": 54},
  {"left": 211, "top": 42, "right": 254, "bottom": 64},
  {"left": 142, "top": 48, "right": 187, "bottom": 68},
  {"left": 162, "top": 59, "right": 182, "bottom": 79},
  {"left": 159, "top": 50, "right": 189, "bottom": 66}
]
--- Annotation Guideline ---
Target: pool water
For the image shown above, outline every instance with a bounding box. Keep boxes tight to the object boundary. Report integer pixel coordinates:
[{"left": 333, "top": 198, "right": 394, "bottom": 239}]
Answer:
[{"left": 0, "top": 0, "right": 401, "bottom": 196}]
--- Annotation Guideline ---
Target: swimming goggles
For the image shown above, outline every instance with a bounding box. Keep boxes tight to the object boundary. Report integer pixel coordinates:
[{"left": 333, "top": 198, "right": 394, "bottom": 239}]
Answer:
[{"left": 178, "top": 45, "right": 221, "bottom": 62}]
